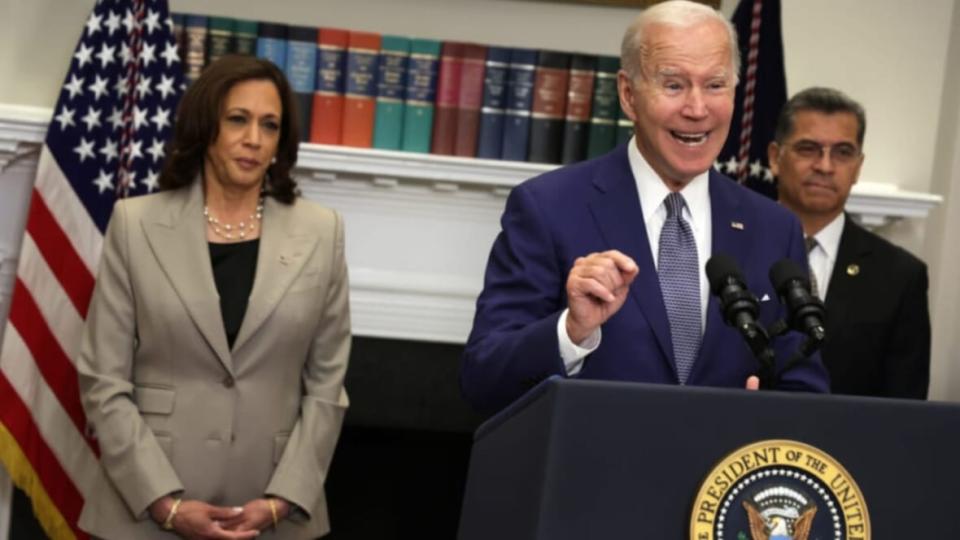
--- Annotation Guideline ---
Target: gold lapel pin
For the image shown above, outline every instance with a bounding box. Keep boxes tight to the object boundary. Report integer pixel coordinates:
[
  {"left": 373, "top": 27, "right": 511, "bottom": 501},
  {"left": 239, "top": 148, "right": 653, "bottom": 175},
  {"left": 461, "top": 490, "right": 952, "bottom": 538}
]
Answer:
[
  {"left": 847, "top": 264, "right": 860, "bottom": 276},
  {"left": 730, "top": 221, "right": 744, "bottom": 230}
]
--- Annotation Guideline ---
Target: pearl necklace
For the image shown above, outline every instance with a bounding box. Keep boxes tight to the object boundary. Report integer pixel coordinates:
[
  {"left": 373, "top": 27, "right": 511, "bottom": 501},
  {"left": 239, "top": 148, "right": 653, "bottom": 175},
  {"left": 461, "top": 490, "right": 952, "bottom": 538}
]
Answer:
[{"left": 204, "top": 198, "right": 264, "bottom": 240}]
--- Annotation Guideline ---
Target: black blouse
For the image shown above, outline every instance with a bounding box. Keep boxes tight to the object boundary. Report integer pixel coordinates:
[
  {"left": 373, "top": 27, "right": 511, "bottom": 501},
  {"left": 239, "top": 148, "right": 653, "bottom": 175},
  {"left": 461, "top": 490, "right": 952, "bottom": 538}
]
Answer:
[{"left": 209, "top": 239, "right": 259, "bottom": 349}]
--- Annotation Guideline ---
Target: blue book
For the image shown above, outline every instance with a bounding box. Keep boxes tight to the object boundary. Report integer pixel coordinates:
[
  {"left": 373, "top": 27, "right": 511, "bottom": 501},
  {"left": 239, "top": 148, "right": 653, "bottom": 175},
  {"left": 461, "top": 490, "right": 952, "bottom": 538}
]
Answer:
[
  {"left": 285, "top": 26, "right": 318, "bottom": 143},
  {"left": 500, "top": 48, "right": 537, "bottom": 162},
  {"left": 256, "top": 23, "right": 288, "bottom": 70},
  {"left": 475, "top": 46, "right": 511, "bottom": 160}
]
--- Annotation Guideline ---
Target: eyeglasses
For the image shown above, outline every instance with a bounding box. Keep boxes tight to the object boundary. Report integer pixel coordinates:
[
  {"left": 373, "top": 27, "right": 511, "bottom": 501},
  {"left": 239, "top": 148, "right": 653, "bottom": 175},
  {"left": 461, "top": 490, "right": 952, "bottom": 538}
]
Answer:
[{"left": 787, "top": 141, "right": 862, "bottom": 165}]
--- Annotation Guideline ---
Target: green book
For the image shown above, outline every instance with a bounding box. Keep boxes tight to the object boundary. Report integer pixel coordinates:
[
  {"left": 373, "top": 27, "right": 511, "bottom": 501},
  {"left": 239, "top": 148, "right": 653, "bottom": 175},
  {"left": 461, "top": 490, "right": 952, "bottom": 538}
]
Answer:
[
  {"left": 586, "top": 55, "right": 621, "bottom": 159},
  {"left": 616, "top": 105, "right": 634, "bottom": 146},
  {"left": 233, "top": 19, "right": 259, "bottom": 55},
  {"left": 373, "top": 36, "right": 411, "bottom": 150},
  {"left": 401, "top": 38, "right": 442, "bottom": 153},
  {"left": 206, "top": 17, "right": 235, "bottom": 65}
]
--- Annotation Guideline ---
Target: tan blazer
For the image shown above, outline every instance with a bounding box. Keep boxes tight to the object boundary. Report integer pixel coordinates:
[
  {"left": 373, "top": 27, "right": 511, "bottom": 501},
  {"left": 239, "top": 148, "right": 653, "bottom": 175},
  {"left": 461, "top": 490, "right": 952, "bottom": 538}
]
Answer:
[{"left": 77, "top": 180, "right": 350, "bottom": 539}]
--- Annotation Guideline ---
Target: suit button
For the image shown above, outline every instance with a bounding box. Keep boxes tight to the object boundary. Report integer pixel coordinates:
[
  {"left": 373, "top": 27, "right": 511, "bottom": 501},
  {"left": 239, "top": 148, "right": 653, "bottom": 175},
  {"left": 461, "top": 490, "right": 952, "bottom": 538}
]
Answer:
[{"left": 222, "top": 375, "right": 235, "bottom": 388}]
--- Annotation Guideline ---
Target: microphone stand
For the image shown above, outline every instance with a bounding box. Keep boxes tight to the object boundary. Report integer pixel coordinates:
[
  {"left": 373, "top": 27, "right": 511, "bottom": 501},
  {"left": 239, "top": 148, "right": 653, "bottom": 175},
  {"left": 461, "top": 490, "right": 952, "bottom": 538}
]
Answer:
[
  {"left": 767, "top": 320, "right": 826, "bottom": 381},
  {"left": 719, "top": 287, "right": 777, "bottom": 389}
]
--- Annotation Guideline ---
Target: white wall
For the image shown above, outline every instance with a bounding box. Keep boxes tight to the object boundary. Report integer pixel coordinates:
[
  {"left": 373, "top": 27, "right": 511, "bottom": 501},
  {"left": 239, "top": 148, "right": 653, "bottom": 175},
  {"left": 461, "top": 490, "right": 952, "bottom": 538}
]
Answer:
[
  {"left": 925, "top": 1, "right": 960, "bottom": 403},
  {"left": 0, "top": 0, "right": 957, "bottom": 401}
]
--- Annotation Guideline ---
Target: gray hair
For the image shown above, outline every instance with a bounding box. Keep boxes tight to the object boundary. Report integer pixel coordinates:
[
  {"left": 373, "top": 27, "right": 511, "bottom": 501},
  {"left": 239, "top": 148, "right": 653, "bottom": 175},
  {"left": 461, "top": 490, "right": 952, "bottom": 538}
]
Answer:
[
  {"left": 620, "top": 0, "right": 740, "bottom": 84},
  {"left": 774, "top": 87, "right": 866, "bottom": 146}
]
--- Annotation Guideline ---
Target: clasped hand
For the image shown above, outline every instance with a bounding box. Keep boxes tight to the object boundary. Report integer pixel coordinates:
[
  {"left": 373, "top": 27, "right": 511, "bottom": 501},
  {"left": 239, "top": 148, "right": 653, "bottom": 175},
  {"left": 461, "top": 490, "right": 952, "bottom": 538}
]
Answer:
[{"left": 151, "top": 496, "right": 290, "bottom": 539}]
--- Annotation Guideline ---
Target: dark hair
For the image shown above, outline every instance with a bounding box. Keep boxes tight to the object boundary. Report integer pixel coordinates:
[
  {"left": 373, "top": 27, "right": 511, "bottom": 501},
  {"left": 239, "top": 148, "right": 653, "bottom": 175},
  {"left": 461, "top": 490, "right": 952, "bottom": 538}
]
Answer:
[
  {"left": 158, "top": 54, "right": 300, "bottom": 203},
  {"left": 773, "top": 87, "right": 866, "bottom": 147}
]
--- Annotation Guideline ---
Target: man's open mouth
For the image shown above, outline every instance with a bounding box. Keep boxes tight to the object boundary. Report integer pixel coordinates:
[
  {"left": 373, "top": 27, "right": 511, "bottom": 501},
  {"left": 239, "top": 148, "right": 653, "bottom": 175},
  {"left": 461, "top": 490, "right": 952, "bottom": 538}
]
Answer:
[{"left": 670, "top": 131, "right": 708, "bottom": 146}]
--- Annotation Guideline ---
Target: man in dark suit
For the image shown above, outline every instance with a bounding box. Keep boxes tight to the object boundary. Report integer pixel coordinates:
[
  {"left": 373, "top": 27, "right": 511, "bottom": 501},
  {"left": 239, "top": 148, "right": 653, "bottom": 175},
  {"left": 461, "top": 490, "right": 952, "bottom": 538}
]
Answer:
[
  {"left": 460, "top": 0, "right": 829, "bottom": 415},
  {"left": 768, "top": 87, "right": 931, "bottom": 399}
]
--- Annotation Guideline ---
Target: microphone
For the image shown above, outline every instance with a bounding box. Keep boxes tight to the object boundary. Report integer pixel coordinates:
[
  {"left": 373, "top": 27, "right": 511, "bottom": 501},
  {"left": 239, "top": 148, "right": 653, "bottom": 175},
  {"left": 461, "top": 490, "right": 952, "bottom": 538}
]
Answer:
[
  {"left": 705, "top": 254, "right": 771, "bottom": 361},
  {"left": 768, "top": 259, "right": 827, "bottom": 348}
]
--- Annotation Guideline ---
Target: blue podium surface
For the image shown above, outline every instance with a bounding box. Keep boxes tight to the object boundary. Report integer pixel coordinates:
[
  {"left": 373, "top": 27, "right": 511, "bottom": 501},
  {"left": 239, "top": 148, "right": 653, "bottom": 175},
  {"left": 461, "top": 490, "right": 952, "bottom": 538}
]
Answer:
[{"left": 458, "top": 378, "right": 960, "bottom": 539}]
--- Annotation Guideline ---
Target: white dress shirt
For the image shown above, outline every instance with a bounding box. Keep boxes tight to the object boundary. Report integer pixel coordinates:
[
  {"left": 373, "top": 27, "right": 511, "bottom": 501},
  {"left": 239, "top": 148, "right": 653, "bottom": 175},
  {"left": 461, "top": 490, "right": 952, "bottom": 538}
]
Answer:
[
  {"left": 558, "top": 138, "right": 713, "bottom": 374},
  {"left": 807, "top": 213, "right": 845, "bottom": 301}
]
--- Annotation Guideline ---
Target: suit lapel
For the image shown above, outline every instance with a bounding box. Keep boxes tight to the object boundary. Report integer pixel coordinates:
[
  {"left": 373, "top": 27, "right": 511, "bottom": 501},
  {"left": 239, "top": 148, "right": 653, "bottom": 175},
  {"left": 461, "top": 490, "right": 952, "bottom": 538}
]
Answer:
[
  {"left": 141, "top": 180, "right": 234, "bottom": 373},
  {"left": 231, "top": 197, "right": 320, "bottom": 354},
  {"left": 692, "top": 171, "right": 751, "bottom": 378},
  {"left": 587, "top": 148, "right": 673, "bottom": 367},
  {"left": 825, "top": 216, "right": 870, "bottom": 329}
]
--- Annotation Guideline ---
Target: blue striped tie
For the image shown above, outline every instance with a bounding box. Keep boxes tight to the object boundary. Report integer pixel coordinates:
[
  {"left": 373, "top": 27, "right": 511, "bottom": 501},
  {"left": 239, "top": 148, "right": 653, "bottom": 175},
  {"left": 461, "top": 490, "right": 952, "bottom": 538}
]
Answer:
[{"left": 658, "top": 192, "right": 701, "bottom": 383}]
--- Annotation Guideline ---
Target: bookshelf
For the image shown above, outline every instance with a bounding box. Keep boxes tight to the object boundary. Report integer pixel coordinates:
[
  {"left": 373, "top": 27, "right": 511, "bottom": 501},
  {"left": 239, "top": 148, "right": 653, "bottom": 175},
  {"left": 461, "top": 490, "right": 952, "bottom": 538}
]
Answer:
[{"left": 0, "top": 104, "right": 942, "bottom": 343}]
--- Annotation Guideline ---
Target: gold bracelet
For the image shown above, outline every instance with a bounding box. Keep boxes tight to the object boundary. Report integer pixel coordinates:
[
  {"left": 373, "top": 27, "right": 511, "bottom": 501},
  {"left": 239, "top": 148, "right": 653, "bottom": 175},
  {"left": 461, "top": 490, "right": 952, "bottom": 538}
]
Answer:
[
  {"left": 268, "top": 498, "right": 279, "bottom": 529},
  {"left": 162, "top": 498, "right": 182, "bottom": 531}
]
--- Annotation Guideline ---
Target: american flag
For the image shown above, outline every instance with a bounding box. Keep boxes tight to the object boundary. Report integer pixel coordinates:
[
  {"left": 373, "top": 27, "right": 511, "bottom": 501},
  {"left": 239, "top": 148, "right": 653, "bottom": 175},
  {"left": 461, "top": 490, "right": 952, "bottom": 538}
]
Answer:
[
  {"left": 716, "top": 0, "right": 787, "bottom": 200},
  {"left": 0, "top": 1, "right": 182, "bottom": 537}
]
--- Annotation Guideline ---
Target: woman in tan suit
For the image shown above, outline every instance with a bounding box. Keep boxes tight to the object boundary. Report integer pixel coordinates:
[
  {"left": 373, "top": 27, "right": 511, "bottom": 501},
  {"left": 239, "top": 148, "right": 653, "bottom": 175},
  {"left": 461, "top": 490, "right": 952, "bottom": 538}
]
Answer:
[{"left": 77, "top": 55, "right": 350, "bottom": 539}]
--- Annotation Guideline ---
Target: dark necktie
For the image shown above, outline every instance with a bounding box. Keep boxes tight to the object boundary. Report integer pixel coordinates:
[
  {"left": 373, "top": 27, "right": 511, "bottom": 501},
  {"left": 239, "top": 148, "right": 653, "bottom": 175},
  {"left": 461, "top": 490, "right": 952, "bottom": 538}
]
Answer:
[
  {"left": 658, "top": 192, "right": 701, "bottom": 384},
  {"left": 805, "top": 236, "right": 820, "bottom": 298}
]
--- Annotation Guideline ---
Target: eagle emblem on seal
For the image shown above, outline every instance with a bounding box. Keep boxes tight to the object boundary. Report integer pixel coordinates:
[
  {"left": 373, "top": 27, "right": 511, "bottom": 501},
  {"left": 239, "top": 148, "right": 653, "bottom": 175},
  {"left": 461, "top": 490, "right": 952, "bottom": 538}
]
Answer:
[{"left": 742, "top": 486, "right": 817, "bottom": 540}]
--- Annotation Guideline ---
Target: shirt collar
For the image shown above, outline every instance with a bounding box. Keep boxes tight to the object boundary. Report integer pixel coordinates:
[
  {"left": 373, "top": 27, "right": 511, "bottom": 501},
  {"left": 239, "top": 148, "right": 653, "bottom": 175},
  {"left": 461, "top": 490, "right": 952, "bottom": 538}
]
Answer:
[
  {"left": 812, "top": 212, "right": 845, "bottom": 261},
  {"left": 626, "top": 136, "right": 710, "bottom": 224}
]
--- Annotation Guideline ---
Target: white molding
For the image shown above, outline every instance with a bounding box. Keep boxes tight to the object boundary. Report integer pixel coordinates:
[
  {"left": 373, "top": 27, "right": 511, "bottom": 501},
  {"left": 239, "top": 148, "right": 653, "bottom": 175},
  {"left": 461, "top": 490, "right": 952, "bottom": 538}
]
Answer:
[
  {"left": 845, "top": 181, "right": 943, "bottom": 227},
  {"left": 0, "top": 105, "right": 944, "bottom": 343},
  {"left": 0, "top": 105, "right": 45, "bottom": 172},
  {"left": 0, "top": 104, "right": 943, "bottom": 219}
]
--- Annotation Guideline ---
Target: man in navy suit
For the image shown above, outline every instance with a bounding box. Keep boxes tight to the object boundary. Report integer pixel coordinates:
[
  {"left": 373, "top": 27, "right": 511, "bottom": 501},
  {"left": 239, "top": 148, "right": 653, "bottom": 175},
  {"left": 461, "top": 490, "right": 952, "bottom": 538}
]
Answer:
[
  {"left": 461, "top": 0, "right": 829, "bottom": 415},
  {"left": 769, "top": 87, "right": 930, "bottom": 398}
]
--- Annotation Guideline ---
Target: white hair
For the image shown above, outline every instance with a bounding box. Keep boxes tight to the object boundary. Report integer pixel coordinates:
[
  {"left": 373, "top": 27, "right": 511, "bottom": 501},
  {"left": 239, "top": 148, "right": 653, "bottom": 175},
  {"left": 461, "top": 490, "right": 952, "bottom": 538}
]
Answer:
[{"left": 620, "top": 0, "right": 740, "bottom": 84}]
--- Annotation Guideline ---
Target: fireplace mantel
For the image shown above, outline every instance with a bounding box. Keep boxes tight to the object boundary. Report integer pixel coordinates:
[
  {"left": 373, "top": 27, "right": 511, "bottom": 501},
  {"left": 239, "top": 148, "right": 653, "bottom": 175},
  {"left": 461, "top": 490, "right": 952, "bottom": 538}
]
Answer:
[{"left": 0, "top": 104, "right": 942, "bottom": 343}]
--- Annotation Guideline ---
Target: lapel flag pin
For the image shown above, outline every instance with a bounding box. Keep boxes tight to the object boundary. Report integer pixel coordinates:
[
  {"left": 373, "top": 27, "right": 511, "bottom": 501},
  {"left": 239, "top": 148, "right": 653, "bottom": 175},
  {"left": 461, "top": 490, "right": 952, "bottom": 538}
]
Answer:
[{"left": 731, "top": 221, "right": 744, "bottom": 230}]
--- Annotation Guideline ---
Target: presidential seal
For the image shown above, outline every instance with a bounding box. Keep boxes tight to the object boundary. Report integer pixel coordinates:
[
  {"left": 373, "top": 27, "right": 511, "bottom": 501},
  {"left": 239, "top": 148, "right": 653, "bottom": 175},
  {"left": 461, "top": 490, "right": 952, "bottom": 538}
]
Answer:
[{"left": 690, "top": 440, "right": 869, "bottom": 540}]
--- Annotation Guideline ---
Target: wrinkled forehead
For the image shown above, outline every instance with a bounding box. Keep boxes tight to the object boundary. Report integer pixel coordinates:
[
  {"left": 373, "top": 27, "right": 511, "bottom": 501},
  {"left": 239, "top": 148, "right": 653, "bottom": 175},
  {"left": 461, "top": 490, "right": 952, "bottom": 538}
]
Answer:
[{"left": 641, "top": 20, "right": 734, "bottom": 79}]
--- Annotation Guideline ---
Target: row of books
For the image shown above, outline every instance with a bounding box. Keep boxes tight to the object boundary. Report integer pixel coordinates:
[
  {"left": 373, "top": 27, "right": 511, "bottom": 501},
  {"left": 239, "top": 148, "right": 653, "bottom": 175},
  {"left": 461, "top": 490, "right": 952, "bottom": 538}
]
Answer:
[{"left": 171, "top": 15, "right": 636, "bottom": 164}]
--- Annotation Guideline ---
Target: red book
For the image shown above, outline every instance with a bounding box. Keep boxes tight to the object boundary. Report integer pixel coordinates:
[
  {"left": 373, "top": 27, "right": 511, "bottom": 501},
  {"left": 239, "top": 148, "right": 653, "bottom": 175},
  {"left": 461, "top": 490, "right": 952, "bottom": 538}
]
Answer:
[
  {"left": 430, "top": 42, "right": 465, "bottom": 155},
  {"left": 453, "top": 44, "right": 488, "bottom": 157},
  {"left": 310, "top": 28, "right": 349, "bottom": 144},
  {"left": 341, "top": 31, "right": 381, "bottom": 147}
]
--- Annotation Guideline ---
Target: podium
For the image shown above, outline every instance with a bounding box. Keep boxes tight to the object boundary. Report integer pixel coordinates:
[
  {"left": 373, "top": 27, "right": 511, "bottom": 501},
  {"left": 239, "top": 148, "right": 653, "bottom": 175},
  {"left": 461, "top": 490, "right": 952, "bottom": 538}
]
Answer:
[{"left": 458, "top": 378, "right": 960, "bottom": 538}]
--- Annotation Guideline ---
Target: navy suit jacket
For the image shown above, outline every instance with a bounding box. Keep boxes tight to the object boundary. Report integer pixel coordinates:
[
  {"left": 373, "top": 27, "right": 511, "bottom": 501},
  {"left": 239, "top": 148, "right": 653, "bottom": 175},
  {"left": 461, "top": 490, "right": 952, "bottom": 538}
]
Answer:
[{"left": 462, "top": 145, "right": 829, "bottom": 414}]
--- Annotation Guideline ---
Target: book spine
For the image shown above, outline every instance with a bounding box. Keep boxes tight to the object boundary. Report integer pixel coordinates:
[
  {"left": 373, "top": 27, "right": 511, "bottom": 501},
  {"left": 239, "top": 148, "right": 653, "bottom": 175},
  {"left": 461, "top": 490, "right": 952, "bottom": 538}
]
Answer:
[
  {"left": 341, "top": 32, "right": 381, "bottom": 148},
  {"left": 401, "top": 39, "right": 441, "bottom": 153},
  {"left": 171, "top": 13, "right": 186, "bottom": 72},
  {"left": 373, "top": 35, "right": 411, "bottom": 150},
  {"left": 256, "top": 23, "right": 288, "bottom": 70},
  {"left": 476, "top": 47, "right": 511, "bottom": 160},
  {"left": 586, "top": 55, "right": 621, "bottom": 159},
  {"left": 184, "top": 15, "right": 208, "bottom": 84},
  {"left": 560, "top": 54, "right": 596, "bottom": 164},
  {"left": 453, "top": 44, "right": 488, "bottom": 157},
  {"left": 430, "top": 42, "right": 464, "bottom": 155},
  {"left": 500, "top": 48, "right": 537, "bottom": 161},
  {"left": 286, "top": 26, "right": 318, "bottom": 143},
  {"left": 311, "top": 28, "right": 349, "bottom": 145},
  {"left": 206, "top": 16, "right": 235, "bottom": 66},
  {"left": 528, "top": 51, "right": 571, "bottom": 164},
  {"left": 233, "top": 19, "right": 259, "bottom": 56}
]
